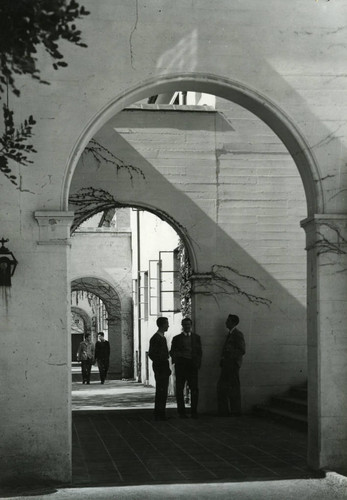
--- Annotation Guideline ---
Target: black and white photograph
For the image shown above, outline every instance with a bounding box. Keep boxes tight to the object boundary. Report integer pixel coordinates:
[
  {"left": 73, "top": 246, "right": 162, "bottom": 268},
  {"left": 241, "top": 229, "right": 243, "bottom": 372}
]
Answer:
[{"left": 1, "top": 1, "right": 347, "bottom": 499}]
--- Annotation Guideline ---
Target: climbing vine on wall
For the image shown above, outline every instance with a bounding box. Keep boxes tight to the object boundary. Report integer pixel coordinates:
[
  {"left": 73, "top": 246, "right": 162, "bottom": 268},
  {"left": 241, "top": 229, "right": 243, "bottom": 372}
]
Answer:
[
  {"left": 69, "top": 187, "right": 123, "bottom": 233},
  {"left": 73, "top": 289, "right": 101, "bottom": 316},
  {"left": 0, "top": 0, "right": 89, "bottom": 186},
  {"left": 177, "top": 239, "right": 192, "bottom": 317},
  {"left": 192, "top": 264, "right": 272, "bottom": 307},
  {"left": 309, "top": 222, "right": 347, "bottom": 260},
  {"left": 82, "top": 139, "right": 145, "bottom": 180},
  {"left": 71, "top": 277, "right": 121, "bottom": 321},
  {"left": 70, "top": 189, "right": 272, "bottom": 311},
  {"left": 69, "top": 187, "right": 188, "bottom": 236},
  {"left": 306, "top": 222, "right": 347, "bottom": 274},
  {"left": 176, "top": 239, "right": 272, "bottom": 311}
]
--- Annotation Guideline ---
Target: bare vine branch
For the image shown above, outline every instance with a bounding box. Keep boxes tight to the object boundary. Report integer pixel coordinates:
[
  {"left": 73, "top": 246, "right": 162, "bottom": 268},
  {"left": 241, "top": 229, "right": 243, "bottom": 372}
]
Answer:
[
  {"left": 192, "top": 264, "right": 272, "bottom": 307},
  {"left": 69, "top": 187, "right": 122, "bottom": 232},
  {"left": 82, "top": 138, "right": 145, "bottom": 180},
  {"left": 69, "top": 186, "right": 188, "bottom": 236},
  {"left": 70, "top": 190, "right": 272, "bottom": 307},
  {"left": 307, "top": 222, "right": 347, "bottom": 273},
  {"left": 308, "top": 222, "right": 347, "bottom": 256}
]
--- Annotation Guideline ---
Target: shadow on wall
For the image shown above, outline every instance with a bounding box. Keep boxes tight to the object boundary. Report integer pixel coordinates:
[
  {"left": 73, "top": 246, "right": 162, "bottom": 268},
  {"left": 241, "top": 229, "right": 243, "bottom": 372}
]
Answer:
[
  {"left": 69, "top": 119, "right": 307, "bottom": 412},
  {"left": 151, "top": 19, "right": 347, "bottom": 214}
]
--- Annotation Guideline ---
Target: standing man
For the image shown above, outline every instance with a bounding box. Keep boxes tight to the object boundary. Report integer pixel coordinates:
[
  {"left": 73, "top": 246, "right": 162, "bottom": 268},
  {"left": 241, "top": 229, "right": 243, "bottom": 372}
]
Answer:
[
  {"left": 170, "top": 317, "right": 202, "bottom": 419},
  {"left": 217, "top": 314, "right": 246, "bottom": 416},
  {"left": 95, "top": 332, "right": 110, "bottom": 384},
  {"left": 148, "top": 317, "right": 171, "bottom": 421},
  {"left": 76, "top": 333, "right": 95, "bottom": 385}
]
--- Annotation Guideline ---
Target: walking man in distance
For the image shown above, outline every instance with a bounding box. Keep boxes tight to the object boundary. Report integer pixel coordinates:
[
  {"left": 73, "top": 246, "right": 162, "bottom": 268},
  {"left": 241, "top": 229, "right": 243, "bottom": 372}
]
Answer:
[{"left": 95, "top": 331, "right": 110, "bottom": 384}]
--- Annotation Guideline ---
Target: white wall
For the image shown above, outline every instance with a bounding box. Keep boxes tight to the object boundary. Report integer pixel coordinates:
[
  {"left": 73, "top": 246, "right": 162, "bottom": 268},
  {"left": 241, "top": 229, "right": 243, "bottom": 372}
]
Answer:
[{"left": 131, "top": 210, "right": 182, "bottom": 391}]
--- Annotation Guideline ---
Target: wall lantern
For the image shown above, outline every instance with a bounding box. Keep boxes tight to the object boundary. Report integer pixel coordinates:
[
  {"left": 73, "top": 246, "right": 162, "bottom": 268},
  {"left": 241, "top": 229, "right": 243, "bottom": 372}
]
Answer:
[{"left": 0, "top": 238, "right": 18, "bottom": 286}]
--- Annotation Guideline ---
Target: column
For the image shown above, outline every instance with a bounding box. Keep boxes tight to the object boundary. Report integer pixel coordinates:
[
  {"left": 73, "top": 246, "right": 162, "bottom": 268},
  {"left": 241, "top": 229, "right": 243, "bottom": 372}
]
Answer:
[
  {"left": 107, "top": 316, "right": 122, "bottom": 378},
  {"left": 301, "top": 214, "right": 347, "bottom": 471}
]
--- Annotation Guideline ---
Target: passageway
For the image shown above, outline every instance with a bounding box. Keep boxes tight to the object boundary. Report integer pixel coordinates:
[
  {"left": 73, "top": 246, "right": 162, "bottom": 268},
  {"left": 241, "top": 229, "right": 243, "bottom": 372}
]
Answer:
[
  {"left": 72, "top": 379, "right": 176, "bottom": 411},
  {"left": 71, "top": 381, "right": 317, "bottom": 487}
]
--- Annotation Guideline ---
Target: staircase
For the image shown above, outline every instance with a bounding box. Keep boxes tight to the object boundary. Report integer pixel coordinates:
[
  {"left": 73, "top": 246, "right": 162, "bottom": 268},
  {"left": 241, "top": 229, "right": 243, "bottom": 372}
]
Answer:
[{"left": 254, "top": 382, "right": 308, "bottom": 431}]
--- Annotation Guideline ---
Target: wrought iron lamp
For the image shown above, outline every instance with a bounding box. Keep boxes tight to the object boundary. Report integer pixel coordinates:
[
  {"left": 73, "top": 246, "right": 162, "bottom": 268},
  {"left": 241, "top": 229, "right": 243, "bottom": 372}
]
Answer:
[{"left": 0, "top": 238, "right": 18, "bottom": 286}]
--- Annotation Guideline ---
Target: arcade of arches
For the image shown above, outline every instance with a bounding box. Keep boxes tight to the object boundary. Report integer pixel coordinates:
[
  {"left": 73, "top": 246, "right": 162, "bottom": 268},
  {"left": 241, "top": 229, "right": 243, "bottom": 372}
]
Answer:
[{"left": 1, "top": 1, "right": 347, "bottom": 486}]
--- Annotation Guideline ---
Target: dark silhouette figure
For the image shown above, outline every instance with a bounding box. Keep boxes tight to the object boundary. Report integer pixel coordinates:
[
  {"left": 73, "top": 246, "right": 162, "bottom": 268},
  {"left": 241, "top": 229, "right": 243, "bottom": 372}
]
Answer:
[
  {"left": 217, "top": 314, "right": 246, "bottom": 416},
  {"left": 76, "top": 333, "right": 95, "bottom": 384},
  {"left": 170, "top": 318, "right": 202, "bottom": 419},
  {"left": 95, "top": 332, "right": 110, "bottom": 384},
  {"left": 148, "top": 317, "right": 171, "bottom": 421}
]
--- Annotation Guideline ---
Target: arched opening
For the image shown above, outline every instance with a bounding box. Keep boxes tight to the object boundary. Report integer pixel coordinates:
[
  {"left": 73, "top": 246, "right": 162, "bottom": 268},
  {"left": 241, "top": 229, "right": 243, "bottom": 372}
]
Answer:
[
  {"left": 63, "top": 73, "right": 322, "bottom": 215},
  {"left": 71, "top": 306, "right": 92, "bottom": 362},
  {"left": 71, "top": 277, "right": 124, "bottom": 379},
  {"left": 65, "top": 74, "right": 321, "bottom": 480},
  {"left": 70, "top": 205, "right": 192, "bottom": 412}
]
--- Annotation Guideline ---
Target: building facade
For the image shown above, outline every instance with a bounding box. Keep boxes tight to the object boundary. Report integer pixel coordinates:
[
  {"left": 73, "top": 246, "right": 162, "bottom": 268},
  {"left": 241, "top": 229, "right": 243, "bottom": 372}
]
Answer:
[
  {"left": 1, "top": 0, "right": 347, "bottom": 485},
  {"left": 70, "top": 209, "right": 133, "bottom": 378}
]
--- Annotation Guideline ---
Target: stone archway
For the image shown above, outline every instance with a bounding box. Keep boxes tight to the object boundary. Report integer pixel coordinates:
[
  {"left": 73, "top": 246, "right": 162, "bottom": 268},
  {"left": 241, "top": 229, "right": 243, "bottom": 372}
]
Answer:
[
  {"left": 71, "top": 277, "right": 131, "bottom": 378},
  {"left": 71, "top": 306, "right": 92, "bottom": 335},
  {"left": 61, "top": 74, "right": 347, "bottom": 473},
  {"left": 71, "top": 306, "right": 92, "bottom": 362},
  {"left": 62, "top": 73, "right": 322, "bottom": 216}
]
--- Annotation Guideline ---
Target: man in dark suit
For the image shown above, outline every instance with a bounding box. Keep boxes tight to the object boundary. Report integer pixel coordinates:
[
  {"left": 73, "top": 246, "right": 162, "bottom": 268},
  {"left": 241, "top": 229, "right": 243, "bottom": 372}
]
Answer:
[
  {"left": 148, "top": 317, "right": 171, "bottom": 421},
  {"left": 217, "top": 314, "right": 246, "bottom": 416},
  {"left": 170, "top": 317, "right": 202, "bottom": 419},
  {"left": 95, "top": 331, "right": 110, "bottom": 384},
  {"left": 76, "top": 333, "right": 95, "bottom": 384}
]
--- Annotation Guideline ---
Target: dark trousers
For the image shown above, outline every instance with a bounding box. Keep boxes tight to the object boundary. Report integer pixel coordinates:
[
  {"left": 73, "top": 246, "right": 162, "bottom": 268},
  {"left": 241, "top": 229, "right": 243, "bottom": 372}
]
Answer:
[
  {"left": 153, "top": 368, "right": 170, "bottom": 417},
  {"left": 175, "top": 360, "right": 199, "bottom": 416},
  {"left": 81, "top": 359, "right": 93, "bottom": 383},
  {"left": 217, "top": 361, "right": 241, "bottom": 415},
  {"left": 97, "top": 358, "right": 109, "bottom": 383}
]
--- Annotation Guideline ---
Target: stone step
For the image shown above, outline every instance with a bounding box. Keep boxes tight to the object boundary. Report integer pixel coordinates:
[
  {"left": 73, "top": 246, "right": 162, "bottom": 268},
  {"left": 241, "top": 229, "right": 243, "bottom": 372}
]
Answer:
[
  {"left": 253, "top": 382, "right": 308, "bottom": 431},
  {"left": 288, "top": 385, "right": 308, "bottom": 401},
  {"left": 270, "top": 395, "right": 307, "bottom": 415},
  {"left": 254, "top": 404, "right": 308, "bottom": 431}
]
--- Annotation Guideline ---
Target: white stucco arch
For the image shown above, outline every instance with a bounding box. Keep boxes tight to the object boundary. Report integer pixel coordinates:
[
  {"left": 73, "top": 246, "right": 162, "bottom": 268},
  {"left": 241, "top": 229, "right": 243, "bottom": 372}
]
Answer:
[
  {"left": 62, "top": 72, "right": 322, "bottom": 216},
  {"left": 62, "top": 73, "right": 343, "bottom": 472},
  {"left": 71, "top": 200, "right": 197, "bottom": 274}
]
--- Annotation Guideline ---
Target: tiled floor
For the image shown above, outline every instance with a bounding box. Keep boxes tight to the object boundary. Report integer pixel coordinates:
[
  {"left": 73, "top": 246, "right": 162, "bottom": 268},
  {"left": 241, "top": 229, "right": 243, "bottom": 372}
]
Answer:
[{"left": 72, "top": 380, "right": 320, "bottom": 487}]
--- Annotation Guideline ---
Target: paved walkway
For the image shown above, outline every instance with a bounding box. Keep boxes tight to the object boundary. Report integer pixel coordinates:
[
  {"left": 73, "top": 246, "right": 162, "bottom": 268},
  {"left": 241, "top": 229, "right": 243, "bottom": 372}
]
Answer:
[
  {"left": 71, "top": 380, "right": 314, "bottom": 486},
  {"left": 72, "top": 410, "right": 313, "bottom": 486},
  {"left": 71, "top": 378, "right": 176, "bottom": 411},
  {"left": 2, "top": 380, "right": 347, "bottom": 499}
]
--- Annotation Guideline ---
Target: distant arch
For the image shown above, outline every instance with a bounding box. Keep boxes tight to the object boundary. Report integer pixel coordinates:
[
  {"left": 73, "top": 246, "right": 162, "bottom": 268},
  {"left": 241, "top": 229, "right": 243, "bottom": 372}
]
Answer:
[
  {"left": 71, "top": 276, "right": 126, "bottom": 378},
  {"left": 71, "top": 276, "right": 121, "bottom": 322},
  {"left": 71, "top": 306, "right": 92, "bottom": 334}
]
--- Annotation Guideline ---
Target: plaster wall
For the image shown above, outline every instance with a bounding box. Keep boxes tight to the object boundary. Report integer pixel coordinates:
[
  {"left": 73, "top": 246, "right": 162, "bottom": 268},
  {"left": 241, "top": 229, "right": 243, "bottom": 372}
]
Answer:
[
  {"left": 1, "top": 0, "right": 347, "bottom": 482},
  {"left": 130, "top": 209, "right": 182, "bottom": 391}
]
